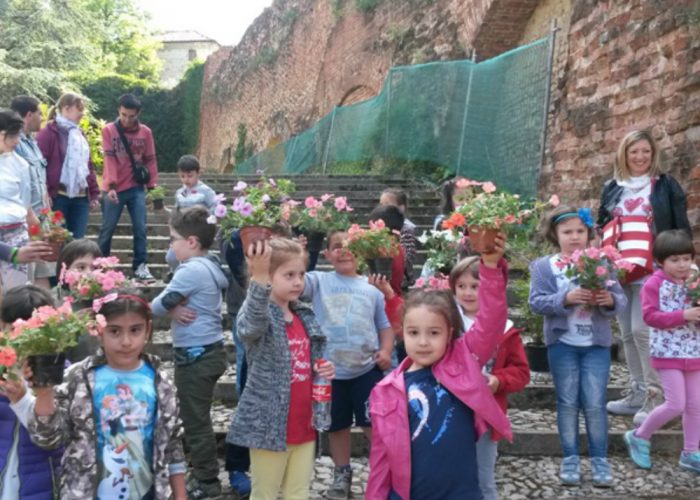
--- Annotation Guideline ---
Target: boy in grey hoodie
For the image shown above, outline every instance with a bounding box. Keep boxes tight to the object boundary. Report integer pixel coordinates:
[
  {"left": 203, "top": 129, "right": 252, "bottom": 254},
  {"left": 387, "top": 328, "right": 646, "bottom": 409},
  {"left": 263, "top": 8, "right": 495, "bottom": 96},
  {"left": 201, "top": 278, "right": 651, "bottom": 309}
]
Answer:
[{"left": 151, "top": 206, "right": 228, "bottom": 499}]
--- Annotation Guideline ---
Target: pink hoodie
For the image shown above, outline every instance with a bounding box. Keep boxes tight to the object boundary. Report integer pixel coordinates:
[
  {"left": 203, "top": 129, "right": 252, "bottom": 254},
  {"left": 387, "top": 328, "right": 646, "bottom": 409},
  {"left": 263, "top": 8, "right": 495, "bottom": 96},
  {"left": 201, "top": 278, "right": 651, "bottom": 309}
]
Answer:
[{"left": 366, "top": 263, "right": 513, "bottom": 500}]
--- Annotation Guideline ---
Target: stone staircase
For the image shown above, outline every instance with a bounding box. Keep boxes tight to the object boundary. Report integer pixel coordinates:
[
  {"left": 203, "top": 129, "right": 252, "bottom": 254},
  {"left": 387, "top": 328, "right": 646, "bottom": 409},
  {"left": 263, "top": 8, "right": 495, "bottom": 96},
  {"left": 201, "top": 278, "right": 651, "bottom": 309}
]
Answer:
[{"left": 85, "top": 173, "right": 682, "bottom": 459}]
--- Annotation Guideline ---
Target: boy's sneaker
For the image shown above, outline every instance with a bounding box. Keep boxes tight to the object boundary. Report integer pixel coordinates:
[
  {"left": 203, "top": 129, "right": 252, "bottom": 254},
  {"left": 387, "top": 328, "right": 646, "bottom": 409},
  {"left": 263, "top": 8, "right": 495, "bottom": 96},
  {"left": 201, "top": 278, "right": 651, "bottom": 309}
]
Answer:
[
  {"left": 679, "top": 451, "right": 700, "bottom": 473},
  {"left": 186, "top": 477, "right": 223, "bottom": 500},
  {"left": 326, "top": 465, "right": 352, "bottom": 500},
  {"left": 624, "top": 429, "right": 651, "bottom": 469},
  {"left": 632, "top": 387, "right": 664, "bottom": 426},
  {"left": 229, "top": 470, "right": 251, "bottom": 499},
  {"left": 134, "top": 263, "right": 156, "bottom": 283},
  {"left": 606, "top": 383, "right": 645, "bottom": 415},
  {"left": 558, "top": 455, "right": 581, "bottom": 486},
  {"left": 591, "top": 457, "right": 614, "bottom": 488}
]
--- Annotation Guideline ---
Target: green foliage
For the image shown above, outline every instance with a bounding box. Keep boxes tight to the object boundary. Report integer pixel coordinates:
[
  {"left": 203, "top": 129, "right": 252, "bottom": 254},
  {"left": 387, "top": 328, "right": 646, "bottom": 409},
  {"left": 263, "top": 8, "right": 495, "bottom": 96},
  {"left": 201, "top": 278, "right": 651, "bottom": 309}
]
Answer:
[
  {"left": 234, "top": 124, "right": 256, "bottom": 166},
  {"left": 511, "top": 276, "right": 544, "bottom": 344},
  {"left": 356, "top": 0, "right": 380, "bottom": 12},
  {"left": 80, "top": 114, "right": 106, "bottom": 175},
  {"left": 147, "top": 185, "right": 167, "bottom": 201},
  {"left": 331, "top": 0, "right": 345, "bottom": 19},
  {"left": 250, "top": 46, "right": 278, "bottom": 69}
]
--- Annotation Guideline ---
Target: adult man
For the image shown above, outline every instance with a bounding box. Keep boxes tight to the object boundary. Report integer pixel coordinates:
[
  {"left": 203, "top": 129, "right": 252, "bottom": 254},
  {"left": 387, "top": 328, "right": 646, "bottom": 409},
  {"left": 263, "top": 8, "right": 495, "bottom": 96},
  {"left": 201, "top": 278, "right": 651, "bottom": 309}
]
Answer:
[
  {"left": 10, "top": 95, "right": 53, "bottom": 288},
  {"left": 98, "top": 94, "right": 158, "bottom": 282}
]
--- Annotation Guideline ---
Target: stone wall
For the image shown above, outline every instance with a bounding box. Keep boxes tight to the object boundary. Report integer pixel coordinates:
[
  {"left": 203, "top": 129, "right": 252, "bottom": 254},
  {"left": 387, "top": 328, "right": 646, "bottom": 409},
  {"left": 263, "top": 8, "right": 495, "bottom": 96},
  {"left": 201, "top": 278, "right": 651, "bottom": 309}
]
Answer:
[{"left": 198, "top": 0, "right": 700, "bottom": 229}]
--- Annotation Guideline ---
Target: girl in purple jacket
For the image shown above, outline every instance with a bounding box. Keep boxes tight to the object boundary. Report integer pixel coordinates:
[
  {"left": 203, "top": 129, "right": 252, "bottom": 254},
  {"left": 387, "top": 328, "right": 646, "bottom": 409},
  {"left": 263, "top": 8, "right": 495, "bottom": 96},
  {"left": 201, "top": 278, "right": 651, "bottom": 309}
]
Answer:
[
  {"left": 367, "top": 234, "right": 511, "bottom": 500},
  {"left": 625, "top": 230, "right": 700, "bottom": 473}
]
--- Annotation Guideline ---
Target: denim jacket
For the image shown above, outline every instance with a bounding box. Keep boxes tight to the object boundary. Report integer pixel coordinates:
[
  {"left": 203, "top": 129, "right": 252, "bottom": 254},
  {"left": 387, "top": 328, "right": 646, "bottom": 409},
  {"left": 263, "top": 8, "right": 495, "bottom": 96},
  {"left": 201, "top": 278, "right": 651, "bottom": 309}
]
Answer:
[{"left": 529, "top": 255, "right": 627, "bottom": 347}]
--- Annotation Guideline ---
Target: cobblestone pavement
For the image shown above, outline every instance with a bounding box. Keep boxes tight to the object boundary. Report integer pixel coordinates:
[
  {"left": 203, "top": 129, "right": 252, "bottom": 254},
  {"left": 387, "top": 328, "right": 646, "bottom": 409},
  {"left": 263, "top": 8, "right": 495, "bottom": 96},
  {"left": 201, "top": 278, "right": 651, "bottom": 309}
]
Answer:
[{"left": 214, "top": 454, "right": 699, "bottom": 499}]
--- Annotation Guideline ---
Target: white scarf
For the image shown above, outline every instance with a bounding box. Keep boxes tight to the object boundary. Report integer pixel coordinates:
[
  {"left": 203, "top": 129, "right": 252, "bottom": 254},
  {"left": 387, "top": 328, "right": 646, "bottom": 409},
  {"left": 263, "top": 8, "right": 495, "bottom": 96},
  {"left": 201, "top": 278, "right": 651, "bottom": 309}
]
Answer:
[
  {"left": 617, "top": 174, "right": 651, "bottom": 193},
  {"left": 56, "top": 115, "right": 90, "bottom": 198}
]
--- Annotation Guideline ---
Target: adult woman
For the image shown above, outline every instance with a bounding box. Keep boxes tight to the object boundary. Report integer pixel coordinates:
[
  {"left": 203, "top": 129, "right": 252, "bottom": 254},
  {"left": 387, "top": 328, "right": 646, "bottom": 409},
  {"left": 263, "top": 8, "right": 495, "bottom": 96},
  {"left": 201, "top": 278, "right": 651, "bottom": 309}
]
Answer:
[
  {"left": 0, "top": 109, "right": 39, "bottom": 293},
  {"left": 36, "top": 93, "right": 99, "bottom": 238},
  {"left": 597, "top": 130, "right": 691, "bottom": 425}
]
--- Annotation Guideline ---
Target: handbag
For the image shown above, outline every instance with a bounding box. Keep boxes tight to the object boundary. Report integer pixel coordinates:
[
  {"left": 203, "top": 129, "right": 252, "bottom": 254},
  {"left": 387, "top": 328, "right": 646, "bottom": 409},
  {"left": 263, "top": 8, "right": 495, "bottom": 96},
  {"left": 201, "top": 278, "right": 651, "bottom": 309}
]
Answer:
[
  {"left": 114, "top": 119, "right": 151, "bottom": 185},
  {"left": 601, "top": 215, "right": 654, "bottom": 284}
]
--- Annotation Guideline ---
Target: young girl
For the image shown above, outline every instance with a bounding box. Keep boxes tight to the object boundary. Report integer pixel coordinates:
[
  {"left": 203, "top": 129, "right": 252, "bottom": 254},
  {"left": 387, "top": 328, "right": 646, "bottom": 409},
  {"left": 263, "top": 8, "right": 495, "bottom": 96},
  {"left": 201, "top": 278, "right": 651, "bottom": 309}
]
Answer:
[
  {"left": 625, "top": 230, "right": 700, "bottom": 473},
  {"left": 0, "top": 109, "right": 39, "bottom": 293},
  {"left": 14, "top": 289, "right": 187, "bottom": 499},
  {"left": 529, "top": 206, "right": 626, "bottom": 487},
  {"left": 367, "top": 234, "right": 511, "bottom": 500},
  {"left": 0, "top": 285, "right": 63, "bottom": 500},
  {"left": 56, "top": 238, "right": 103, "bottom": 362},
  {"left": 227, "top": 238, "right": 335, "bottom": 500},
  {"left": 450, "top": 256, "right": 530, "bottom": 500}
]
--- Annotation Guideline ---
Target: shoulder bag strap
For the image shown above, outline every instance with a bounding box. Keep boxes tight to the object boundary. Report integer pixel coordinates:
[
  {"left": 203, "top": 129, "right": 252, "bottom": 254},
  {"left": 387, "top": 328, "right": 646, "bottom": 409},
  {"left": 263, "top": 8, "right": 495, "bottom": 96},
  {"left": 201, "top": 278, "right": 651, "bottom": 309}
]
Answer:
[{"left": 114, "top": 119, "right": 137, "bottom": 171}]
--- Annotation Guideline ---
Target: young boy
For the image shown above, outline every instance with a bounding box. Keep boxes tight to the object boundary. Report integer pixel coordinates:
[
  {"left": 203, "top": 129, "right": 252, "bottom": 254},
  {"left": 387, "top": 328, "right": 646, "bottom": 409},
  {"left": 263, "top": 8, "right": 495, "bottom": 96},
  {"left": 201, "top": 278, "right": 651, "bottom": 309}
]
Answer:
[
  {"left": 151, "top": 206, "right": 228, "bottom": 499},
  {"left": 174, "top": 155, "right": 217, "bottom": 212},
  {"left": 379, "top": 187, "right": 417, "bottom": 288},
  {"left": 302, "top": 230, "right": 394, "bottom": 500}
]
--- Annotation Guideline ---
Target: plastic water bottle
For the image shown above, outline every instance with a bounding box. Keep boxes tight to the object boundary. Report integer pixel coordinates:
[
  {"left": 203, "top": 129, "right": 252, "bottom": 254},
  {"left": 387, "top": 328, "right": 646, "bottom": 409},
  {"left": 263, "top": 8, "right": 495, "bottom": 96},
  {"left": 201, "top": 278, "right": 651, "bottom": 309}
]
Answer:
[{"left": 312, "top": 360, "right": 332, "bottom": 431}]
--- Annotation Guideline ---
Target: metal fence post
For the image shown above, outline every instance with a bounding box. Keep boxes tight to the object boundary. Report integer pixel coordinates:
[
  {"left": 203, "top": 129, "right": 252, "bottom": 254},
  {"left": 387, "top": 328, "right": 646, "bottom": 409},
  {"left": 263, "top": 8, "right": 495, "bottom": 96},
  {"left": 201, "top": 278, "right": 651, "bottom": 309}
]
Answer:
[
  {"left": 322, "top": 107, "right": 337, "bottom": 175},
  {"left": 456, "top": 50, "right": 477, "bottom": 177},
  {"left": 383, "top": 69, "right": 393, "bottom": 162},
  {"left": 537, "top": 19, "right": 559, "bottom": 185}
]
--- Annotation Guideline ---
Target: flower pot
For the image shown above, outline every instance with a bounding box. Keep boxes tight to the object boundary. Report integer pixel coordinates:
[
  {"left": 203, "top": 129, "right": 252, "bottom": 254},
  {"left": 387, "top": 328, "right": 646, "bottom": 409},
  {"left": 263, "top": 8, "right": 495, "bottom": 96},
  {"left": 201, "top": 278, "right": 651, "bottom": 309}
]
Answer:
[
  {"left": 43, "top": 240, "right": 64, "bottom": 262},
  {"left": 367, "top": 257, "right": 393, "bottom": 280},
  {"left": 467, "top": 225, "right": 499, "bottom": 254},
  {"left": 239, "top": 226, "right": 273, "bottom": 252},
  {"left": 588, "top": 289, "right": 606, "bottom": 306},
  {"left": 306, "top": 231, "right": 326, "bottom": 253},
  {"left": 28, "top": 353, "right": 66, "bottom": 387},
  {"left": 152, "top": 198, "right": 164, "bottom": 210},
  {"left": 525, "top": 342, "right": 549, "bottom": 373}
]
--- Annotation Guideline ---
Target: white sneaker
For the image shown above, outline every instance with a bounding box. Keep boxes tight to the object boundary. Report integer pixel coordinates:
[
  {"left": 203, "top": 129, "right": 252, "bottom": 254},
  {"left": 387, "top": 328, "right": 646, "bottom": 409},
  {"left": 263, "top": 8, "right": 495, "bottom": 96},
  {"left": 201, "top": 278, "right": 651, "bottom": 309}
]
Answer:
[
  {"left": 607, "top": 382, "right": 646, "bottom": 415},
  {"left": 134, "top": 263, "right": 156, "bottom": 283},
  {"left": 633, "top": 387, "right": 664, "bottom": 426}
]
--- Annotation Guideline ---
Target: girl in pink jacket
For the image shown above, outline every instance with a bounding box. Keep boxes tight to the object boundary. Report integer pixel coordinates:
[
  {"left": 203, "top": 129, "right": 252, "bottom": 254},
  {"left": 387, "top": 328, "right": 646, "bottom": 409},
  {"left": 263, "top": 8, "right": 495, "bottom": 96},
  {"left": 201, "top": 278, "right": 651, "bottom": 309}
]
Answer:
[
  {"left": 625, "top": 230, "right": 700, "bottom": 473},
  {"left": 366, "top": 234, "right": 512, "bottom": 500}
]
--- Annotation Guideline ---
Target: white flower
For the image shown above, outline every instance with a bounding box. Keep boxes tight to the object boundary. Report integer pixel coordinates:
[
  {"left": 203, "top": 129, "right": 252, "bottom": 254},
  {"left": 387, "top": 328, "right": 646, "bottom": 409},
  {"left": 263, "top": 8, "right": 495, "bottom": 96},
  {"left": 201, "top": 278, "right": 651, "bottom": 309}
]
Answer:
[
  {"left": 417, "top": 232, "right": 429, "bottom": 244},
  {"left": 206, "top": 215, "right": 217, "bottom": 224}
]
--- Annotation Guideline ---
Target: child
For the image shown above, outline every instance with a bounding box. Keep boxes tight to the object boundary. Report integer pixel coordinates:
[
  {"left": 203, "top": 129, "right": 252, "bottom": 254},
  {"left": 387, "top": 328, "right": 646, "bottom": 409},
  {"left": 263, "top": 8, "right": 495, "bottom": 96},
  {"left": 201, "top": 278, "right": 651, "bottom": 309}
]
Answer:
[
  {"left": 380, "top": 188, "right": 417, "bottom": 287},
  {"left": 14, "top": 289, "right": 187, "bottom": 498},
  {"left": 302, "top": 230, "right": 394, "bottom": 500},
  {"left": 165, "top": 155, "right": 219, "bottom": 273},
  {"left": 151, "top": 206, "right": 228, "bottom": 498},
  {"left": 227, "top": 238, "right": 335, "bottom": 499},
  {"left": 0, "top": 285, "right": 63, "bottom": 499},
  {"left": 450, "top": 256, "right": 530, "bottom": 500},
  {"left": 529, "top": 206, "right": 626, "bottom": 487},
  {"left": 0, "top": 108, "right": 39, "bottom": 293},
  {"left": 625, "top": 229, "right": 700, "bottom": 472},
  {"left": 433, "top": 176, "right": 470, "bottom": 230},
  {"left": 55, "top": 239, "right": 103, "bottom": 362},
  {"left": 366, "top": 234, "right": 512, "bottom": 499}
]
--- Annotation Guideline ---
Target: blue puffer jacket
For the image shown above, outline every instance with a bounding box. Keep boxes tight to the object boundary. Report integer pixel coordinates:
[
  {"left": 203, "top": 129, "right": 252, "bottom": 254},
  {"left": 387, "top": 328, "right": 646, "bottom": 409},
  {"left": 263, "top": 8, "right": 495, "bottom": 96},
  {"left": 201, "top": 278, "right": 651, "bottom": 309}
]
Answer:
[{"left": 0, "top": 396, "right": 62, "bottom": 499}]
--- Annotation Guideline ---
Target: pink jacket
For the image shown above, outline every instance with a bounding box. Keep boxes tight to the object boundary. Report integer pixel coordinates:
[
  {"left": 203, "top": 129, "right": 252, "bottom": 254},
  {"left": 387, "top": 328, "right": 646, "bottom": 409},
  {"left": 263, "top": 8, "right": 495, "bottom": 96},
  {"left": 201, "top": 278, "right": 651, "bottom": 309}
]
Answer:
[{"left": 366, "top": 263, "right": 512, "bottom": 500}]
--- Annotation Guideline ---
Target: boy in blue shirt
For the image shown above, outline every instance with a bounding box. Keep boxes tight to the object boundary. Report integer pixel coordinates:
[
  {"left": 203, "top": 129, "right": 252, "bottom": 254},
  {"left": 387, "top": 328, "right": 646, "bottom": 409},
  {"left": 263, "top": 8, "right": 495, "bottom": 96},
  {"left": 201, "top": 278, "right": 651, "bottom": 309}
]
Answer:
[{"left": 302, "top": 230, "right": 394, "bottom": 500}]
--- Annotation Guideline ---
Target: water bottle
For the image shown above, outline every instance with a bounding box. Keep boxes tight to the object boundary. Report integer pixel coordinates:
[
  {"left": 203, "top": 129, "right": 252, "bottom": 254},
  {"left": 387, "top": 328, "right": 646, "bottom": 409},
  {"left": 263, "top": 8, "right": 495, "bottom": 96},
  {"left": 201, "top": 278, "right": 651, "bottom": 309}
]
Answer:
[{"left": 312, "top": 360, "right": 332, "bottom": 431}]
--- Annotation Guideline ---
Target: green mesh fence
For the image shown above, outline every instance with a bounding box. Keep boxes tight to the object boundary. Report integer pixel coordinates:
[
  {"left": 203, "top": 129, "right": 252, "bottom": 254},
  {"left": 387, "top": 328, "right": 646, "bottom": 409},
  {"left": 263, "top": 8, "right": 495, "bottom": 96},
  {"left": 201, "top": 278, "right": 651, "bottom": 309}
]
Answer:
[{"left": 237, "top": 36, "right": 551, "bottom": 197}]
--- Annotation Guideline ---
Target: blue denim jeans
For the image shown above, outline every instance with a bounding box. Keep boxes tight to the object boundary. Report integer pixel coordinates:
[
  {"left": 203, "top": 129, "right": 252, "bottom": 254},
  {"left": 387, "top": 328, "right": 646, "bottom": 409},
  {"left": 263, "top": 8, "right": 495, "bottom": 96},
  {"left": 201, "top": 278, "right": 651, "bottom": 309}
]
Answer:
[
  {"left": 52, "top": 195, "right": 89, "bottom": 239},
  {"left": 231, "top": 320, "right": 247, "bottom": 397},
  {"left": 476, "top": 429, "right": 498, "bottom": 500},
  {"left": 548, "top": 342, "right": 611, "bottom": 458},
  {"left": 98, "top": 186, "right": 147, "bottom": 270}
]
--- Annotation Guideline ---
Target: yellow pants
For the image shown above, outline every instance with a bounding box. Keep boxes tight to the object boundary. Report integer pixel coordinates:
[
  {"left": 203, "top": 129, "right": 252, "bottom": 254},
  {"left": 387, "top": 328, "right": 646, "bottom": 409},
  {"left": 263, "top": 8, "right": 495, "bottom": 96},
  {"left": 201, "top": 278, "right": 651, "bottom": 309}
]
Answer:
[{"left": 250, "top": 440, "right": 316, "bottom": 500}]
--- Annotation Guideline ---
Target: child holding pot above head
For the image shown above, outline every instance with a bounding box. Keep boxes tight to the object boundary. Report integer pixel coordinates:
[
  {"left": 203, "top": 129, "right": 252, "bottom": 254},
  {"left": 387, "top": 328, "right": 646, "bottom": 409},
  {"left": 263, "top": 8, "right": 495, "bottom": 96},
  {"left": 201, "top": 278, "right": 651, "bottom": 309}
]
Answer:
[{"left": 529, "top": 206, "right": 626, "bottom": 487}]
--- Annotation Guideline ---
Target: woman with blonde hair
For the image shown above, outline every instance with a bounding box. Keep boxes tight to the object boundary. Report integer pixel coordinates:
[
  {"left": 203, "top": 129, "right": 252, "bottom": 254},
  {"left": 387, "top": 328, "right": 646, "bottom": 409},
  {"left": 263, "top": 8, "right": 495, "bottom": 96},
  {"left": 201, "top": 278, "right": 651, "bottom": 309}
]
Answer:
[
  {"left": 597, "top": 129, "right": 691, "bottom": 426},
  {"left": 36, "top": 92, "right": 99, "bottom": 238}
]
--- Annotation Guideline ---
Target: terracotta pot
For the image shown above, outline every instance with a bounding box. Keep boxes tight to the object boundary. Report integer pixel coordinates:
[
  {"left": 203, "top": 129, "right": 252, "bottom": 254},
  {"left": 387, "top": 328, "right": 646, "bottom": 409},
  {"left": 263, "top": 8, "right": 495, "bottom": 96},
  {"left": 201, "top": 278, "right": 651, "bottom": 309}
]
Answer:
[
  {"left": 239, "top": 226, "right": 273, "bottom": 252},
  {"left": 153, "top": 198, "right": 165, "bottom": 210},
  {"left": 43, "top": 240, "right": 64, "bottom": 262},
  {"left": 588, "top": 289, "right": 606, "bottom": 306},
  {"left": 525, "top": 343, "right": 549, "bottom": 373},
  {"left": 28, "top": 353, "right": 66, "bottom": 387},
  {"left": 467, "top": 225, "right": 499, "bottom": 254},
  {"left": 367, "top": 257, "right": 393, "bottom": 280}
]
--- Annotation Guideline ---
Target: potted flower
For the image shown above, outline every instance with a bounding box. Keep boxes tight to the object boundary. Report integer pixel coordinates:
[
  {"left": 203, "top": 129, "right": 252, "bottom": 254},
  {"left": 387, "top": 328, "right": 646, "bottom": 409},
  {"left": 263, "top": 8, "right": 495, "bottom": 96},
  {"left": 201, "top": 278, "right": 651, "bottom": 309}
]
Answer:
[
  {"left": 213, "top": 176, "right": 296, "bottom": 250},
  {"left": 59, "top": 256, "right": 129, "bottom": 309},
  {"left": 5, "top": 299, "right": 105, "bottom": 386},
  {"left": 417, "top": 229, "right": 461, "bottom": 276},
  {"left": 686, "top": 272, "right": 700, "bottom": 305},
  {"left": 444, "top": 181, "right": 531, "bottom": 253},
  {"left": 29, "top": 209, "right": 72, "bottom": 262},
  {"left": 291, "top": 194, "right": 354, "bottom": 251},
  {"left": 147, "top": 186, "right": 168, "bottom": 210},
  {"left": 511, "top": 276, "right": 549, "bottom": 372},
  {"left": 346, "top": 220, "right": 400, "bottom": 279},
  {"left": 556, "top": 245, "right": 634, "bottom": 304}
]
